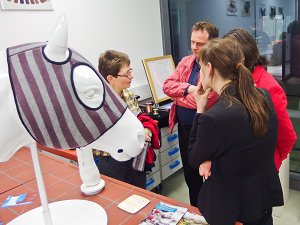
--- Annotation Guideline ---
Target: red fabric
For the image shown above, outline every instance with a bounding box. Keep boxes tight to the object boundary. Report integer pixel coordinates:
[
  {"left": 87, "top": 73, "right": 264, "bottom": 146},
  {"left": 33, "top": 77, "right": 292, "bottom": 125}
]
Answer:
[
  {"left": 163, "top": 55, "right": 219, "bottom": 133},
  {"left": 253, "top": 66, "right": 297, "bottom": 171},
  {"left": 138, "top": 113, "right": 160, "bottom": 164}
]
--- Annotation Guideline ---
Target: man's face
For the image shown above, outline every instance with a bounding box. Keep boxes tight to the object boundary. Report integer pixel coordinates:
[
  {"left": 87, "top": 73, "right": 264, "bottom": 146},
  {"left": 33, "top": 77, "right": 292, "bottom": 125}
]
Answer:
[
  {"left": 109, "top": 64, "right": 134, "bottom": 93},
  {"left": 190, "top": 29, "right": 209, "bottom": 56}
]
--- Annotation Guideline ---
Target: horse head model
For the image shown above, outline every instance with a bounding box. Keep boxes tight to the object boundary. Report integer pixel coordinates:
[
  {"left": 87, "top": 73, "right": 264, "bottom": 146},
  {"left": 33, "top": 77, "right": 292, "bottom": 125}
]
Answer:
[{"left": 0, "top": 16, "right": 145, "bottom": 225}]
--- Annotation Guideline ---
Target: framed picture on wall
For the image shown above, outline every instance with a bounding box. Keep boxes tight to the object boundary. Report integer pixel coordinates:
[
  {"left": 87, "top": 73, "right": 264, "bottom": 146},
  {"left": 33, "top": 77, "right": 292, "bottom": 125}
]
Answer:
[
  {"left": 241, "top": 1, "right": 250, "bottom": 17},
  {"left": 227, "top": 0, "right": 237, "bottom": 16},
  {"left": 278, "top": 7, "right": 283, "bottom": 15},
  {"left": 0, "top": 0, "right": 53, "bottom": 11},
  {"left": 259, "top": 4, "right": 266, "bottom": 19},
  {"left": 270, "top": 6, "right": 276, "bottom": 18},
  {"left": 142, "top": 55, "right": 175, "bottom": 104}
]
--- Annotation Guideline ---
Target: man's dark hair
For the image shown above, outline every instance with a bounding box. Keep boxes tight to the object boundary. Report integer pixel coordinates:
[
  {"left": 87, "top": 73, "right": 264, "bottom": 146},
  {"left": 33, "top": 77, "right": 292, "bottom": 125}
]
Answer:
[{"left": 191, "top": 21, "right": 219, "bottom": 39}]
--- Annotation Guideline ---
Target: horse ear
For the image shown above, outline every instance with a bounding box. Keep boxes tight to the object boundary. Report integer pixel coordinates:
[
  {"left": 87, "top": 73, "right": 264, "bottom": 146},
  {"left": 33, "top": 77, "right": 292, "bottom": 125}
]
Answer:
[{"left": 44, "top": 15, "right": 69, "bottom": 62}]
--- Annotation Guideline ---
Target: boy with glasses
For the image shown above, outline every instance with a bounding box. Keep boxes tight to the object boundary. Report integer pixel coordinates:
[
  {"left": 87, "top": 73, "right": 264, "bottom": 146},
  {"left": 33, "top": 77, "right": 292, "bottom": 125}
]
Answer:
[{"left": 95, "top": 50, "right": 158, "bottom": 188}]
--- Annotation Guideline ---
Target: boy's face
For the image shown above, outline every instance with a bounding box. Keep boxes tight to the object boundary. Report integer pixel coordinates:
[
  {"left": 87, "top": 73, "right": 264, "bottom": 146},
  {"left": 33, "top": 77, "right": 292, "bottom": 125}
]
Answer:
[{"left": 109, "top": 64, "right": 133, "bottom": 93}]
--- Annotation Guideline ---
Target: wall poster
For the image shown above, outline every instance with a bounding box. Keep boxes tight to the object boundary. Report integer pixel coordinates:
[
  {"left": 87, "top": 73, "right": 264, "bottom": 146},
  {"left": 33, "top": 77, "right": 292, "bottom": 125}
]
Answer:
[
  {"left": 270, "top": 6, "right": 276, "bottom": 18},
  {"left": 0, "top": 0, "right": 53, "bottom": 11},
  {"left": 241, "top": 1, "right": 250, "bottom": 17},
  {"left": 259, "top": 4, "right": 267, "bottom": 19},
  {"left": 227, "top": 0, "right": 238, "bottom": 16},
  {"left": 278, "top": 7, "right": 283, "bottom": 16}
]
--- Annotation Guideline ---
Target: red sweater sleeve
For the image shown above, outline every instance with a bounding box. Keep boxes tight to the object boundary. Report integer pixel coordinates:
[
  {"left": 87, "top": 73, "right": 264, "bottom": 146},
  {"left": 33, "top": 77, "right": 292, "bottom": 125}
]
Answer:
[{"left": 268, "top": 85, "right": 297, "bottom": 170}]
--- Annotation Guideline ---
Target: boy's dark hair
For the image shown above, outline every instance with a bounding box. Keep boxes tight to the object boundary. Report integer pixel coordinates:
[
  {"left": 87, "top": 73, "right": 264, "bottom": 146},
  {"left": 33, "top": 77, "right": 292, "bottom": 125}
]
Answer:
[{"left": 98, "top": 50, "right": 130, "bottom": 81}]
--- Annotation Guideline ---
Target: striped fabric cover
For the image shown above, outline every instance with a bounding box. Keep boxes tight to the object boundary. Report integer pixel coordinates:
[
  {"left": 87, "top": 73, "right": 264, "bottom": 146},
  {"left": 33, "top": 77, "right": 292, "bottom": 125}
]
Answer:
[{"left": 7, "top": 42, "right": 126, "bottom": 150}]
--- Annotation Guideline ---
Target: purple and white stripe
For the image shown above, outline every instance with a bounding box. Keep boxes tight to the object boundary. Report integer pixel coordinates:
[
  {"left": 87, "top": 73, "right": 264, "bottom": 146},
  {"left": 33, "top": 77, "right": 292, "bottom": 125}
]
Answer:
[{"left": 8, "top": 43, "right": 126, "bottom": 149}]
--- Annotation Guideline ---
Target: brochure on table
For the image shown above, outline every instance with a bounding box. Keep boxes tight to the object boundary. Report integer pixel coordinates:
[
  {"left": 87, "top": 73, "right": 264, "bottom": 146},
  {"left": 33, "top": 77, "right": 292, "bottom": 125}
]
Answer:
[
  {"left": 1, "top": 193, "right": 37, "bottom": 208},
  {"left": 178, "top": 211, "right": 208, "bottom": 224},
  {"left": 139, "top": 201, "right": 188, "bottom": 225}
]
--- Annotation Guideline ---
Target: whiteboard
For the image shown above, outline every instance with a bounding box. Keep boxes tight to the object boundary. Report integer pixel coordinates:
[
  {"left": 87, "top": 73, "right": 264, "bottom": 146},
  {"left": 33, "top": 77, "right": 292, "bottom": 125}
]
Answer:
[{"left": 142, "top": 55, "right": 175, "bottom": 103}]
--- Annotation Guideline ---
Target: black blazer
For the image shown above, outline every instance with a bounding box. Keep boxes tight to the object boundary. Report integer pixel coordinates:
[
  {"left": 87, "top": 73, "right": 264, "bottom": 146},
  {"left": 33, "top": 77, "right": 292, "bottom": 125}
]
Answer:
[{"left": 188, "top": 86, "right": 283, "bottom": 225}]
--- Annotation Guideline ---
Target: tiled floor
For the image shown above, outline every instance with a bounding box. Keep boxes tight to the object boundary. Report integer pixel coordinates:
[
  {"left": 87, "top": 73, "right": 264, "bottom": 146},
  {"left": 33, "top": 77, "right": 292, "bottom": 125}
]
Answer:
[{"left": 163, "top": 168, "right": 300, "bottom": 225}]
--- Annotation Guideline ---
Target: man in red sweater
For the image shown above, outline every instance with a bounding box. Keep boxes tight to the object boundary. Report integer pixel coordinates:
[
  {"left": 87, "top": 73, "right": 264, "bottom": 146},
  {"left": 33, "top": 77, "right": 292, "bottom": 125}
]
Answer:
[{"left": 163, "top": 21, "right": 219, "bottom": 206}]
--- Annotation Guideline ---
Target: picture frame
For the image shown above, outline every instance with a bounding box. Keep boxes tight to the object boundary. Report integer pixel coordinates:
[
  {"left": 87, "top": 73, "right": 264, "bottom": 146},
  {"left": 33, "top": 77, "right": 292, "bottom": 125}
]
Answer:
[
  {"left": 241, "top": 0, "right": 250, "bottom": 17},
  {"left": 227, "top": 0, "right": 238, "bottom": 16},
  {"left": 270, "top": 6, "right": 276, "bottom": 18},
  {"left": 0, "top": 0, "right": 53, "bottom": 11},
  {"left": 259, "top": 4, "right": 266, "bottom": 19},
  {"left": 278, "top": 7, "right": 283, "bottom": 15},
  {"left": 142, "top": 55, "right": 175, "bottom": 104}
]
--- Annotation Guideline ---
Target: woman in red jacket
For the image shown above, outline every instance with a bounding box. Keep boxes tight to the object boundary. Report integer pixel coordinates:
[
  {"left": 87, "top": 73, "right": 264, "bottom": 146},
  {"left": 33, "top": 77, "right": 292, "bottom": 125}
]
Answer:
[{"left": 224, "top": 28, "right": 297, "bottom": 171}]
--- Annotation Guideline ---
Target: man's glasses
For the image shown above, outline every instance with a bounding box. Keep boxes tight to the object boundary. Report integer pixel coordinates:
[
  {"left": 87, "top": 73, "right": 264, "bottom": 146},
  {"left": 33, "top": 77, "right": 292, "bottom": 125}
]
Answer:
[{"left": 113, "top": 69, "right": 133, "bottom": 78}]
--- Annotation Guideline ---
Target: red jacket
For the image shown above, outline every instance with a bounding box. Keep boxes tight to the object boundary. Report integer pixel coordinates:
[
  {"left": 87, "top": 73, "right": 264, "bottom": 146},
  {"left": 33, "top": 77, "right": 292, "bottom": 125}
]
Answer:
[
  {"left": 138, "top": 113, "right": 160, "bottom": 164},
  {"left": 253, "top": 66, "right": 297, "bottom": 171},
  {"left": 163, "top": 55, "right": 219, "bottom": 133}
]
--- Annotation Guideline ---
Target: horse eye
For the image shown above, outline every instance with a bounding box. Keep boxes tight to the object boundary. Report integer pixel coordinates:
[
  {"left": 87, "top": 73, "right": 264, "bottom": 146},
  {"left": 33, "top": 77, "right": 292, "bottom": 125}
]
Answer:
[
  {"left": 85, "top": 89, "right": 96, "bottom": 98},
  {"left": 118, "top": 149, "right": 123, "bottom": 153},
  {"left": 72, "top": 64, "right": 104, "bottom": 109}
]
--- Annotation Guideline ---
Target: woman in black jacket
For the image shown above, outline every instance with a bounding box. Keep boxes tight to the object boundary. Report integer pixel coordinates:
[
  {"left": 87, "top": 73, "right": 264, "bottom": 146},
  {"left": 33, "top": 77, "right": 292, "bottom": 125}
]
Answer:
[{"left": 188, "top": 38, "right": 283, "bottom": 225}]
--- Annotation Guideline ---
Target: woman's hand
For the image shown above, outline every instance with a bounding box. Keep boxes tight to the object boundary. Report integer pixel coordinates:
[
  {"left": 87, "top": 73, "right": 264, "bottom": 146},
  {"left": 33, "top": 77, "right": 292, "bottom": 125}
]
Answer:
[
  {"left": 187, "top": 85, "right": 197, "bottom": 93},
  {"left": 193, "top": 81, "right": 212, "bottom": 114},
  {"left": 199, "top": 161, "right": 212, "bottom": 179},
  {"left": 145, "top": 133, "right": 151, "bottom": 142}
]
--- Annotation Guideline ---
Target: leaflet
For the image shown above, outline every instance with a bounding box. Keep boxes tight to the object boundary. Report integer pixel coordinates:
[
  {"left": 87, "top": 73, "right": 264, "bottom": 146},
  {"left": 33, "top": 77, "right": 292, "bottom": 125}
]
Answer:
[
  {"left": 118, "top": 194, "right": 150, "bottom": 214},
  {"left": 139, "top": 201, "right": 188, "bottom": 225},
  {"left": 1, "top": 193, "right": 37, "bottom": 208}
]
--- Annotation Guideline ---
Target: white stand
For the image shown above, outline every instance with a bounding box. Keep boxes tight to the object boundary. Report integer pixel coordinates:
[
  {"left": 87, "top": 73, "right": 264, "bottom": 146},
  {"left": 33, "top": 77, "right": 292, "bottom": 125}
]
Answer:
[
  {"left": 8, "top": 143, "right": 107, "bottom": 225},
  {"left": 273, "top": 155, "right": 290, "bottom": 218},
  {"left": 76, "top": 146, "right": 105, "bottom": 195},
  {"left": 8, "top": 200, "right": 107, "bottom": 225}
]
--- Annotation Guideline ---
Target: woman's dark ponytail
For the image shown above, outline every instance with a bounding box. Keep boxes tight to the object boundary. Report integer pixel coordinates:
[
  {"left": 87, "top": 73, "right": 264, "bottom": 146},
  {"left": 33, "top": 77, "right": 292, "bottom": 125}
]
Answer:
[
  {"left": 200, "top": 38, "right": 270, "bottom": 137},
  {"left": 237, "top": 65, "right": 270, "bottom": 136}
]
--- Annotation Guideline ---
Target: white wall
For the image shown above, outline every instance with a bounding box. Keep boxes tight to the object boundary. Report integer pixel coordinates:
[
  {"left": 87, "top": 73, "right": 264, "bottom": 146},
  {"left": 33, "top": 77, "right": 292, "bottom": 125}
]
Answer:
[{"left": 0, "top": 0, "right": 164, "bottom": 99}]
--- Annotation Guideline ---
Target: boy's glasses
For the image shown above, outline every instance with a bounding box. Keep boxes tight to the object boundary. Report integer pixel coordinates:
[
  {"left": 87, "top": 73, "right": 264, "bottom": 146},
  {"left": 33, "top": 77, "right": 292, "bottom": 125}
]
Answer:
[{"left": 114, "top": 69, "right": 133, "bottom": 78}]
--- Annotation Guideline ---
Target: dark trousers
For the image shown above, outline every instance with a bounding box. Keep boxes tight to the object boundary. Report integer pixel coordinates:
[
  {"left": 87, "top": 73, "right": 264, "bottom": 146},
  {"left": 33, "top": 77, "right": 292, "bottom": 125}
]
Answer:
[
  {"left": 242, "top": 209, "right": 273, "bottom": 225},
  {"left": 178, "top": 123, "right": 203, "bottom": 207},
  {"left": 132, "top": 170, "right": 146, "bottom": 189},
  {"left": 97, "top": 156, "right": 146, "bottom": 189}
]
